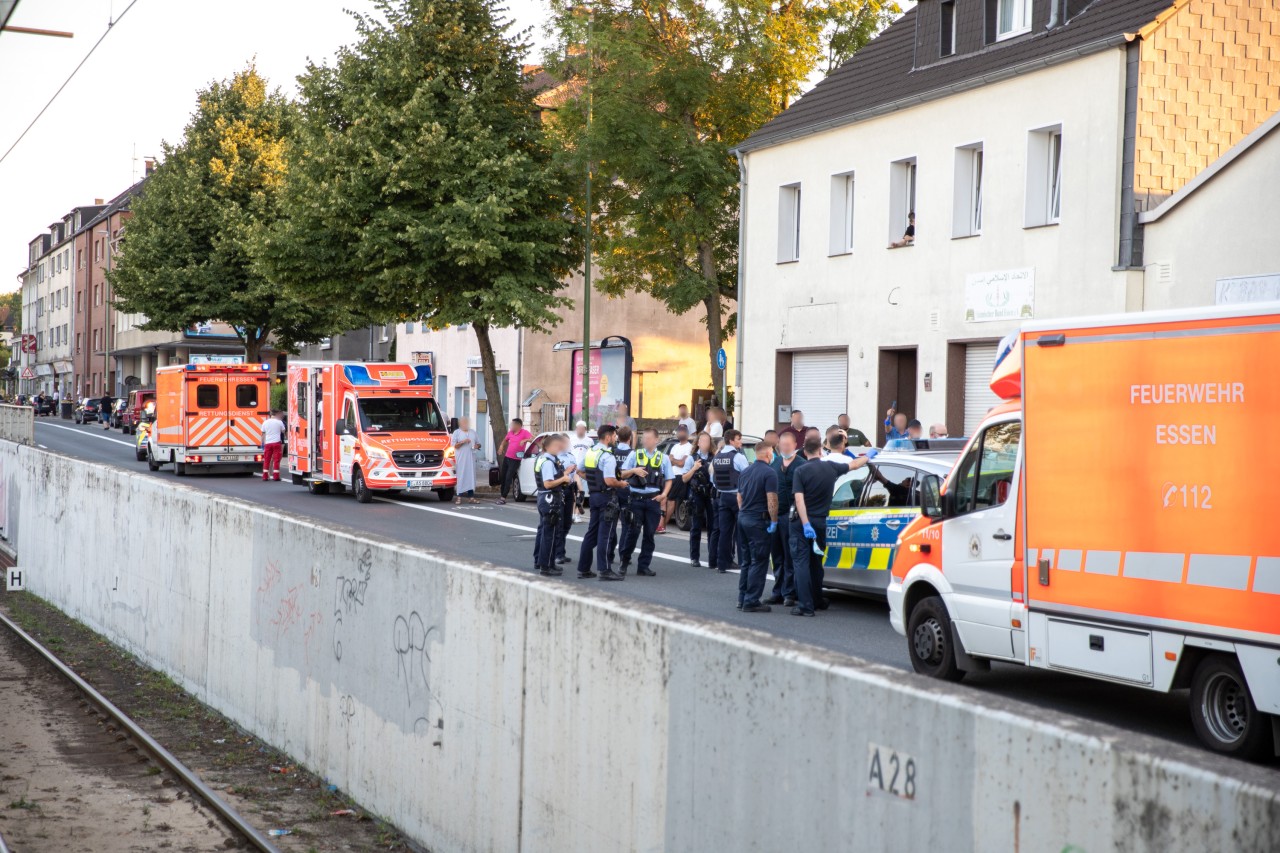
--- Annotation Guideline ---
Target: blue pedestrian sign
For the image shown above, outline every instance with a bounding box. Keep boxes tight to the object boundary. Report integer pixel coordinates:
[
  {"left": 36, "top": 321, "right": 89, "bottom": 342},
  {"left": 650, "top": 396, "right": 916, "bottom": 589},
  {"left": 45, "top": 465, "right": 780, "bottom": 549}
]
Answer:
[{"left": 716, "top": 348, "right": 727, "bottom": 370}]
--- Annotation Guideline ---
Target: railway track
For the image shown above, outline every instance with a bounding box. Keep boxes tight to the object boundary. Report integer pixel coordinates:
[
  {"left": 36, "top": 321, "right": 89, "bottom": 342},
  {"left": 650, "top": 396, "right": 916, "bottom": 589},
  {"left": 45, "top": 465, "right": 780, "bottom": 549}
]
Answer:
[{"left": 0, "top": 609, "right": 279, "bottom": 852}]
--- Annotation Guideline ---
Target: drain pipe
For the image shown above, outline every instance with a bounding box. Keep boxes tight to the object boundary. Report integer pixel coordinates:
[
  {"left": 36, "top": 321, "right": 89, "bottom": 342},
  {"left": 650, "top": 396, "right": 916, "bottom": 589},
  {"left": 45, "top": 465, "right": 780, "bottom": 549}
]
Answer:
[
  {"left": 1047, "top": 0, "right": 1062, "bottom": 29},
  {"left": 733, "top": 149, "right": 748, "bottom": 429}
]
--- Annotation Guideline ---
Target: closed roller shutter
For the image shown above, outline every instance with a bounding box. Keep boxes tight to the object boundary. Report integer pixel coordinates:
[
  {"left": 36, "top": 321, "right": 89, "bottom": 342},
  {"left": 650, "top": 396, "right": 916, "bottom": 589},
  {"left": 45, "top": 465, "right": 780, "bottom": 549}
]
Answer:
[
  {"left": 964, "top": 343, "right": 1001, "bottom": 435},
  {"left": 791, "top": 351, "right": 848, "bottom": 433}
]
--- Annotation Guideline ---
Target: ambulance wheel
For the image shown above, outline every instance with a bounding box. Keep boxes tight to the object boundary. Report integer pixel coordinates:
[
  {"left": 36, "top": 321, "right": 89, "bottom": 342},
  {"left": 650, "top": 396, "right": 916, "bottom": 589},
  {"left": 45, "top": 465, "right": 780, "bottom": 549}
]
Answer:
[
  {"left": 353, "top": 469, "right": 373, "bottom": 503},
  {"left": 435, "top": 488, "right": 454, "bottom": 502},
  {"left": 175, "top": 462, "right": 187, "bottom": 477},
  {"left": 906, "top": 596, "right": 965, "bottom": 683},
  {"left": 146, "top": 447, "right": 160, "bottom": 471},
  {"left": 1190, "top": 654, "right": 1272, "bottom": 759},
  {"left": 307, "top": 479, "right": 330, "bottom": 495}
]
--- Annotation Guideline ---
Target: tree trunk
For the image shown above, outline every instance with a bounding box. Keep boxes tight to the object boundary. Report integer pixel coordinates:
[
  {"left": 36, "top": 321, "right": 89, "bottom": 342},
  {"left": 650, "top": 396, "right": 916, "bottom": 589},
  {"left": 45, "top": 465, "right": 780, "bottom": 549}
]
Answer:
[
  {"left": 473, "top": 321, "right": 508, "bottom": 451},
  {"left": 243, "top": 327, "right": 267, "bottom": 365},
  {"left": 697, "top": 241, "right": 725, "bottom": 401}
]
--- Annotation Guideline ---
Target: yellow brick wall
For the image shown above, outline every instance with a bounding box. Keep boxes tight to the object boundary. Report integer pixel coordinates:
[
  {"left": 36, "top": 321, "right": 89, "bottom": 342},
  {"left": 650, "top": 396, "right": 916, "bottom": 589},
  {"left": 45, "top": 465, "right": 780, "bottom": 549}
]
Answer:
[{"left": 1135, "top": 0, "right": 1280, "bottom": 209}]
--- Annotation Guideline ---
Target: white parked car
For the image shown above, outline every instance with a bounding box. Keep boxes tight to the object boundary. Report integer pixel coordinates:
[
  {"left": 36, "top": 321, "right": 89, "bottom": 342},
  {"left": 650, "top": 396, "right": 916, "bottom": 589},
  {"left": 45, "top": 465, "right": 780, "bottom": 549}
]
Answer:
[{"left": 515, "top": 430, "right": 596, "bottom": 501}]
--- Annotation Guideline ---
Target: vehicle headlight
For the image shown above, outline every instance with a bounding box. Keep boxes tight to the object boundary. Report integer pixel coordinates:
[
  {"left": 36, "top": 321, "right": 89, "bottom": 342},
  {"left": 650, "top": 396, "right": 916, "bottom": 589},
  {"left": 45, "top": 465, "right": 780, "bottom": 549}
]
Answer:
[{"left": 365, "top": 446, "right": 390, "bottom": 461}]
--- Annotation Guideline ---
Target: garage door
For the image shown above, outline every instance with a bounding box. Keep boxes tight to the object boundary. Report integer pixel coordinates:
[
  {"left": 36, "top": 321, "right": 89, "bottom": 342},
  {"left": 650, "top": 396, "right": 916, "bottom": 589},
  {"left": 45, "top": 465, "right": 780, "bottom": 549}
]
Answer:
[
  {"left": 791, "top": 351, "right": 848, "bottom": 433},
  {"left": 964, "top": 343, "right": 1002, "bottom": 435}
]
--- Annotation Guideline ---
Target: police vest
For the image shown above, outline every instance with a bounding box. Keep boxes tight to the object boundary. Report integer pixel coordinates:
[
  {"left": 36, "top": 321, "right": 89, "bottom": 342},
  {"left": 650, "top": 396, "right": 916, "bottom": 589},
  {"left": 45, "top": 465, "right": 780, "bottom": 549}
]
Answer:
[
  {"left": 582, "top": 446, "right": 609, "bottom": 491},
  {"left": 611, "top": 446, "right": 632, "bottom": 493},
  {"left": 689, "top": 453, "right": 713, "bottom": 493},
  {"left": 631, "top": 450, "right": 665, "bottom": 489},
  {"left": 711, "top": 448, "right": 741, "bottom": 491},
  {"left": 533, "top": 454, "right": 564, "bottom": 492}
]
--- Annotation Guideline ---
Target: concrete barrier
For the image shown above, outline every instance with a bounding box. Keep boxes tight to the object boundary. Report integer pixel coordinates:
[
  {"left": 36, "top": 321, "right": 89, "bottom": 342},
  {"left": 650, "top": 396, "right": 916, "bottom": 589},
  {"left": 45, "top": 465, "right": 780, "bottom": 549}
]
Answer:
[
  {"left": 0, "top": 405, "right": 33, "bottom": 445},
  {"left": 2, "top": 440, "right": 1277, "bottom": 852}
]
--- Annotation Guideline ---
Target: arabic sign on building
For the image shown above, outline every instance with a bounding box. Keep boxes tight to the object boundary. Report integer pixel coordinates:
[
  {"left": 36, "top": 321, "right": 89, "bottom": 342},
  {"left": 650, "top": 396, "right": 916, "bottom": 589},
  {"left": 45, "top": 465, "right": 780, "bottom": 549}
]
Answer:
[
  {"left": 965, "top": 268, "right": 1035, "bottom": 323},
  {"left": 1215, "top": 273, "right": 1280, "bottom": 305}
]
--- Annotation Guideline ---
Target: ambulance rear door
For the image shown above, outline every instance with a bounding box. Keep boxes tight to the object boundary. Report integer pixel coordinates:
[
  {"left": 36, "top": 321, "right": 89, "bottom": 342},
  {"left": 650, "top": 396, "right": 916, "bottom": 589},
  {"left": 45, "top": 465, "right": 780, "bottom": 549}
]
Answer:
[
  {"left": 185, "top": 373, "right": 229, "bottom": 449},
  {"left": 225, "top": 372, "right": 267, "bottom": 450}
]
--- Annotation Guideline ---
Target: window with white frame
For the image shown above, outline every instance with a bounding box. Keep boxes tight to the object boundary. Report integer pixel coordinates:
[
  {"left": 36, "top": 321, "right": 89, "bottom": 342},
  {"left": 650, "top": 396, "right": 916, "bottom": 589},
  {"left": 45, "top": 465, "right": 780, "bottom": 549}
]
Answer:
[
  {"left": 777, "top": 183, "right": 802, "bottom": 263},
  {"left": 996, "top": 0, "right": 1031, "bottom": 40},
  {"left": 952, "top": 143, "right": 984, "bottom": 238},
  {"left": 888, "top": 158, "right": 917, "bottom": 246},
  {"left": 828, "top": 171, "right": 856, "bottom": 255},
  {"left": 380, "top": 324, "right": 390, "bottom": 342},
  {"left": 1025, "top": 125, "right": 1063, "bottom": 227},
  {"left": 940, "top": 0, "right": 957, "bottom": 57}
]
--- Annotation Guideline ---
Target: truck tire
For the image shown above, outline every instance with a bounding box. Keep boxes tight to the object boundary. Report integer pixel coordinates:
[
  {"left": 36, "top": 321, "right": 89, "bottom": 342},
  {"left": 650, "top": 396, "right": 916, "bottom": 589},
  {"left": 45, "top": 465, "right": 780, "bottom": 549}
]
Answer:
[
  {"left": 147, "top": 447, "right": 160, "bottom": 472},
  {"left": 906, "top": 595, "right": 965, "bottom": 682},
  {"left": 353, "top": 469, "right": 373, "bottom": 504},
  {"left": 307, "top": 479, "right": 330, "bottom": 495},
  {"left": 1190, "top": 654, "right": 1272, "bottom": 759}
]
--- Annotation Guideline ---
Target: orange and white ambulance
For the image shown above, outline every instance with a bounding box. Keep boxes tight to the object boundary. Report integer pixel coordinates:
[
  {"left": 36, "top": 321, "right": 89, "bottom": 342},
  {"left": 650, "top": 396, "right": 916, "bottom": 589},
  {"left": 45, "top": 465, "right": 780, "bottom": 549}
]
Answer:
[
  {"left": 146, "top": 363, "right": 270, "bottom": 475},
  {"left": 888, "top": 303, "right": 1280, "bottom": 758},
  {"left": 287, "top": 360, "right": 456, "bottom": 503}
]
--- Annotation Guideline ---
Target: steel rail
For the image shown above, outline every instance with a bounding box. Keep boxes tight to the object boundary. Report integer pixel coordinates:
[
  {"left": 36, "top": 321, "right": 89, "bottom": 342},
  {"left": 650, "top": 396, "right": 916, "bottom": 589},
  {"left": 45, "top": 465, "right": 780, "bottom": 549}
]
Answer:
[{"left": 0, "top": 609, "right": 279, "bottom": 852}]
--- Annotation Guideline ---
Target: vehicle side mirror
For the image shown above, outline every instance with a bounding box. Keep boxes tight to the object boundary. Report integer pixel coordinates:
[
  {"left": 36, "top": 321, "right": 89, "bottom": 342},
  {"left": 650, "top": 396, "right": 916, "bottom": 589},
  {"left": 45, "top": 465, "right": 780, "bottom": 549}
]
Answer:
[
  {"left": 335, "top": 418, "right": 349, "bottom": 435},
  {"left": 919, "top": 474, "right": 946, "bottom": 520}
]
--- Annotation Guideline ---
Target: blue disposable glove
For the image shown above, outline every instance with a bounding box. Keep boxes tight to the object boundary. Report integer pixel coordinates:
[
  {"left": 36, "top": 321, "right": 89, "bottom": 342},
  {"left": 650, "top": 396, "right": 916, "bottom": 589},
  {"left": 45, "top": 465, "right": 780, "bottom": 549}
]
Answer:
[
  {"left": 802, "top": 522, "right": 816, "bottom": 540},
  {"left": 865, "top": 448, "right": 879, "bottom": 460},
  {"left": 766, "top": 521, "right": 777, "bottom": 534}
]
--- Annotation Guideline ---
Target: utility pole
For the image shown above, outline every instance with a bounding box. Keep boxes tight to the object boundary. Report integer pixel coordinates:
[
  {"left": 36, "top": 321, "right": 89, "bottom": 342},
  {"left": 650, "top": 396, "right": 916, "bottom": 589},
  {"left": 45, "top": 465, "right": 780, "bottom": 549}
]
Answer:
[{"left": 580, "top": 4, "right": 593, "bottom": 427}]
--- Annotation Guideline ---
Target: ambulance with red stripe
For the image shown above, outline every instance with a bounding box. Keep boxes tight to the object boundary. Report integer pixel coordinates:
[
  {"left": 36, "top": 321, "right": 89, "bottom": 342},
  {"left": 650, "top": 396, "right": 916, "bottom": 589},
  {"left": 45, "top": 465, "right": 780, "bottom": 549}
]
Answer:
[
  {"left": 146, "top": 363, "right": 269, "bottom": 475},
  {"left": 888, "top": 303, "right": 1280, "bottom": 758},
  {"left": 287, "top": 360, "right": 456, "bottom": 503}
]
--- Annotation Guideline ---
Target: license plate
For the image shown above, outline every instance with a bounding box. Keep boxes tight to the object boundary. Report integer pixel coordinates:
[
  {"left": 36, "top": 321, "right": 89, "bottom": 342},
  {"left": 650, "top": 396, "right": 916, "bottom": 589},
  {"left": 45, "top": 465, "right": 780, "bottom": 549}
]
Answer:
[
  {"left": 407, "top": 479, "right": 433, "bottom": 490},
  {"left": 217, "top": 455, "right": 241, "bottom": 461}
]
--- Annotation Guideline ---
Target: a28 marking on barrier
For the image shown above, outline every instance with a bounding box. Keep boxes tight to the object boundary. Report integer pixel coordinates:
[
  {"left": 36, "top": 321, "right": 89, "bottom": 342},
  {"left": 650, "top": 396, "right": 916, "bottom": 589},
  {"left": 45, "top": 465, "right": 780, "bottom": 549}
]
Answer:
[{"left": 867, "top": 743, "right": 916, "bottom": 801}]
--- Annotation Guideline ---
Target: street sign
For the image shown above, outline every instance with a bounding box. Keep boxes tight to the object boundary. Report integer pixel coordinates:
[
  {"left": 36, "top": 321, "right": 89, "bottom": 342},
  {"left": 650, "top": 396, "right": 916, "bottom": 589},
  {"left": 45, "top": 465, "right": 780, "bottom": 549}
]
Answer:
[
  {"left": 716, "top": 348, "right": 727, "bottom": 370},
  {"left": 20, "top": 367, "right": 34, "bottom": 380},
  {"left": 6, "top": 566, "right": 24, "bottom": 591}
]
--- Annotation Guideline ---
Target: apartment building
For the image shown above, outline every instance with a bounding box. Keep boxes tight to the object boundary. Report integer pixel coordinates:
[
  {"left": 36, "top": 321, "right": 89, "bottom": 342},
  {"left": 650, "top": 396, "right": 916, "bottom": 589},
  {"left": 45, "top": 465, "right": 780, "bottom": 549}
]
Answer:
[{"left": 734, "top": 0, "right": 1280, "bottom": 437}]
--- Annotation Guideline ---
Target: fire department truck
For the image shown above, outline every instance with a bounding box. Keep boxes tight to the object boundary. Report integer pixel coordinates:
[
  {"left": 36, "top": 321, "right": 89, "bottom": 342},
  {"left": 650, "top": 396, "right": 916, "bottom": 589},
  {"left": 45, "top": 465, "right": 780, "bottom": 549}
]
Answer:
[
  {"left": 287, "top": 360, "right": 456, "bottom": 503},
  {"left": 888, "top": 303, "right": 1280, "bottom": 758},
  {"left": 146, "top": 363, "right": 270, "bottom": 475}
]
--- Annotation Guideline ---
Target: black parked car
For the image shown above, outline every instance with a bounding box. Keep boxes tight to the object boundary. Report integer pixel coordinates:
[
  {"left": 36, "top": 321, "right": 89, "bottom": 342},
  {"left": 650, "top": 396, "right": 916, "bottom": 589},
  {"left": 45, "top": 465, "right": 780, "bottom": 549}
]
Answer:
[{"left": 73, "top": 397, "right": 102, "bottom": 424}]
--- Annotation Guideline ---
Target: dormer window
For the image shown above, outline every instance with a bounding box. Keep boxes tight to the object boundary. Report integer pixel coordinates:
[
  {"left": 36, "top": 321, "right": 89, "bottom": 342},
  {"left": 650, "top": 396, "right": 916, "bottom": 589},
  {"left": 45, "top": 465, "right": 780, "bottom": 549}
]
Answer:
[
  {"left": 996, "top": 0, "right": 1032, "bottom": 40},
  {"left": 940, "top": 0, "right": 957, "bottom": 57}
]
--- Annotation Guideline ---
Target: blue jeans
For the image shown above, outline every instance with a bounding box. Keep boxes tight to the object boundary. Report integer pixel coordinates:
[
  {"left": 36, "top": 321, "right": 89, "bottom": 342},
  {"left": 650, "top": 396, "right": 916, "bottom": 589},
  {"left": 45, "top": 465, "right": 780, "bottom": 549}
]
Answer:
[
  {"left": 576, "top": 492, "right": 613, "bottom": 575},
  {"left": 737, "top": 512, "right": 772, "bottom": 607},
  {"left": 789, "top": 514, "right": 828, "bottom": 613},
  {"left": 622, "top": 494, "right": 663, "bottom": 572}
]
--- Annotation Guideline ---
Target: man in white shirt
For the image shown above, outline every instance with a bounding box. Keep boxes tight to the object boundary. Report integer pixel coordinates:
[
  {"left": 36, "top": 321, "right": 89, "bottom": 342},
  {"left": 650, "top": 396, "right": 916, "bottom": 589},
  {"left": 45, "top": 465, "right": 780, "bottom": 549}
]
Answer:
[
  {"left": 661, "top": 424, "right": 694, "bottom": 533},
  {"left": 706, "top": 407, "right": 724, "bottom": 441},
  {"left": 261, "top": 410, "right": 286, "bottom": 482},
  {"left": 676, "top": 404, "right": 697, "bottom": 437},
  {"left": 569, "top": 421, "right": 594, "bottom": 522}
]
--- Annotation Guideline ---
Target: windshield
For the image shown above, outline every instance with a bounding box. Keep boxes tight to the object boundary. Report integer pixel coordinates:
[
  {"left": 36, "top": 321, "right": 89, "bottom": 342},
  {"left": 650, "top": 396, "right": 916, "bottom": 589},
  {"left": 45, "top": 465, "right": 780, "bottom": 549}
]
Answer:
[{"left": 357, "top": 397, "right": 445, "bottom": 433}]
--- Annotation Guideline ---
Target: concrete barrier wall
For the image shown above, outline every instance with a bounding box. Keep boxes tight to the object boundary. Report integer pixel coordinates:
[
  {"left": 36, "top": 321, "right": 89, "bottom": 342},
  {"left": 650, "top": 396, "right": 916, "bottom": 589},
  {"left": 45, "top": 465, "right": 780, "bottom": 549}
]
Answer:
[
  {"left": 0, "top": 405, "right": 33, "bottom": 446},
  {"left": 3, "top": 440, "right": 1277, "bottom": 852}
]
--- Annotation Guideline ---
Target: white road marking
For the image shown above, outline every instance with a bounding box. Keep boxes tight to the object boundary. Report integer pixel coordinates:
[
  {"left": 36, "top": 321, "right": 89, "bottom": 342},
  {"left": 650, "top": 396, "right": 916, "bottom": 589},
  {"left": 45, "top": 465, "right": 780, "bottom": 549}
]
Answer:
[
  {"left": 38, "top": 422, "right": 135, "bottom": 448},
  {"left": 377, "top": 496, "right": 696, "bottom": 566}
]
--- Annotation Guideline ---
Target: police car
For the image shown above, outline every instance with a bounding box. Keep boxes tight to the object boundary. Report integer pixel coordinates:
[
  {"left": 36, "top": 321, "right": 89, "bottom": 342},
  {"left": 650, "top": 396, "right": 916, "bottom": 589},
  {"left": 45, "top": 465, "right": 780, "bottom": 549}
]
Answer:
[
  {"left": 822, "top": 439, "right": 964, "bottom": 597},
  {"left": 515, "top": 430, "right": 597, "bottom": 501}
]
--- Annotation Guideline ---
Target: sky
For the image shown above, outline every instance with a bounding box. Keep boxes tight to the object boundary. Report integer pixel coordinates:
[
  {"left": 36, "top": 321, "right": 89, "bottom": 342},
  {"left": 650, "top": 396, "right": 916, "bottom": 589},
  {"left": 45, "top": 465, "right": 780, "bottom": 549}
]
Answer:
[{"left": 0, "top": 0, "right": 555, "bottom": 291}]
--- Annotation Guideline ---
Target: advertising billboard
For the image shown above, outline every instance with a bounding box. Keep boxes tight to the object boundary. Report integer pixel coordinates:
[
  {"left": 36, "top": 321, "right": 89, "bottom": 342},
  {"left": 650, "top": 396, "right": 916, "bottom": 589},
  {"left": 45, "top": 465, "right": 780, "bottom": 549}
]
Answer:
[{"left": 570, "top": 341, "right": 632, "bottom": 427}]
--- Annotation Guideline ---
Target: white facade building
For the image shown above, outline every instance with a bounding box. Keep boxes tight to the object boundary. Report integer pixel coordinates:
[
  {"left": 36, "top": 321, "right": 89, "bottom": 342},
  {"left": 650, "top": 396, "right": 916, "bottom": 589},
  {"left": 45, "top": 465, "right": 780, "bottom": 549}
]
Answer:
[
  {"left": 734, "top": 0, "right": 1280, "bottom": 438},
  {"left": 396, "top": 321, "right": 521, "bottom": 463}
]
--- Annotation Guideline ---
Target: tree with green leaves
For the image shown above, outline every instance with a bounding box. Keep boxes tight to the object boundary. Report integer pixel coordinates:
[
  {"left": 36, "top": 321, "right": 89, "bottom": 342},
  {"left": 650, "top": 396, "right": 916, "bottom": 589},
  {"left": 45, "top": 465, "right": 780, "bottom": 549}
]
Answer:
[
  {"left": 109, "top": 67, "right": 357, "bottom": 362},
  {"left": 262, "top": 0, "right": 578, "bottom": 450},
  {"left": 546, "top": 0, "right": 898, "bottom": 396}
]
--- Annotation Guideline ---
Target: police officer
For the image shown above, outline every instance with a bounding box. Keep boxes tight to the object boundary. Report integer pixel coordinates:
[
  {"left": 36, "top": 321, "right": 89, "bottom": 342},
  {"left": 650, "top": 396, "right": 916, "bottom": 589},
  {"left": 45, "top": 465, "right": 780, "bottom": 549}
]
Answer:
[
  {"left": 532, "top": 435, "right": 576, "bottom": 577},
  {"left": 619, "top": 428, "right": 673, "bottom": 577},
  {"left": 765, "top": 430, "right": 805, "bottom": 606},
  {"left": 553, "top": 437, "right": 579, "bottom": 566},
  {"left": 606, "top": 425, "right": 634, "bottom": 569},
  {"left": 789, "top": 433, "right": 876, "bottom": 615},
  {"left": 576, "top": 425, "right": 629, "bottom": 580},
  {"left": 680, "top": 431, "right": 717, "bottom": 567},
  {"left": 710, "top": 429, "right": 750, "bottom": 574},
  {"left": 736, "top": 441, "right": 779, "bottom": 612}
]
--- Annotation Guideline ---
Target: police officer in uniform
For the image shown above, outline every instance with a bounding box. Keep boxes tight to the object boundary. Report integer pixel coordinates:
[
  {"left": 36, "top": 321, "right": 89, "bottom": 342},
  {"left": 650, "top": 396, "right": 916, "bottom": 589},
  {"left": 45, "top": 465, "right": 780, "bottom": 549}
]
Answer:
[
  {"left": 606, "top": 425, "right": 634, "bottom": 569},
  {"left": 680, "top": 431, "right": 717, "bottom": 567},
  {"left": 532, "top": 434, "right": 576, "bottom": 576},
  {"left": 620, "top": 428, "right": 673, "bottom": 577},
  {"left": 576, "top": 425, "right": 629, "bottom": 580},
  {"left": 710, "top": 429, "right": 750, "bottom": 574},
  {"left": 736, "top": 441, "right": 779, "bottom": 612},
  {"left": 553, "top": 438, "right": 579, "bottom": 566}
]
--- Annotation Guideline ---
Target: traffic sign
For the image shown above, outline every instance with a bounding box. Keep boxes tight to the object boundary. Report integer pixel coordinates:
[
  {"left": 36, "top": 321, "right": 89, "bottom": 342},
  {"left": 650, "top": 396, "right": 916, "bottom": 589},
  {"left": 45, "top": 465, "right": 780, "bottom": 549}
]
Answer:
[
  {"left": 716, "top": 348, "right": 727, "bottom": 370},
  {"left": 20, "top": 366, "right": 34, "bottom": 380}
]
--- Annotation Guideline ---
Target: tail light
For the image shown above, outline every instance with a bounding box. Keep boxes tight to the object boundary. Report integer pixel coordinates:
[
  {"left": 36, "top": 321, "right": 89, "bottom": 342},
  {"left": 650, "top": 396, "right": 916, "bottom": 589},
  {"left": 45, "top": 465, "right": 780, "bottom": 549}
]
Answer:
[
  {"left": 188, "top": 455, "right": 203, "bottom": 463},
  {"left": 255, "top": 454, "right": 263, "bottom": 462}
]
